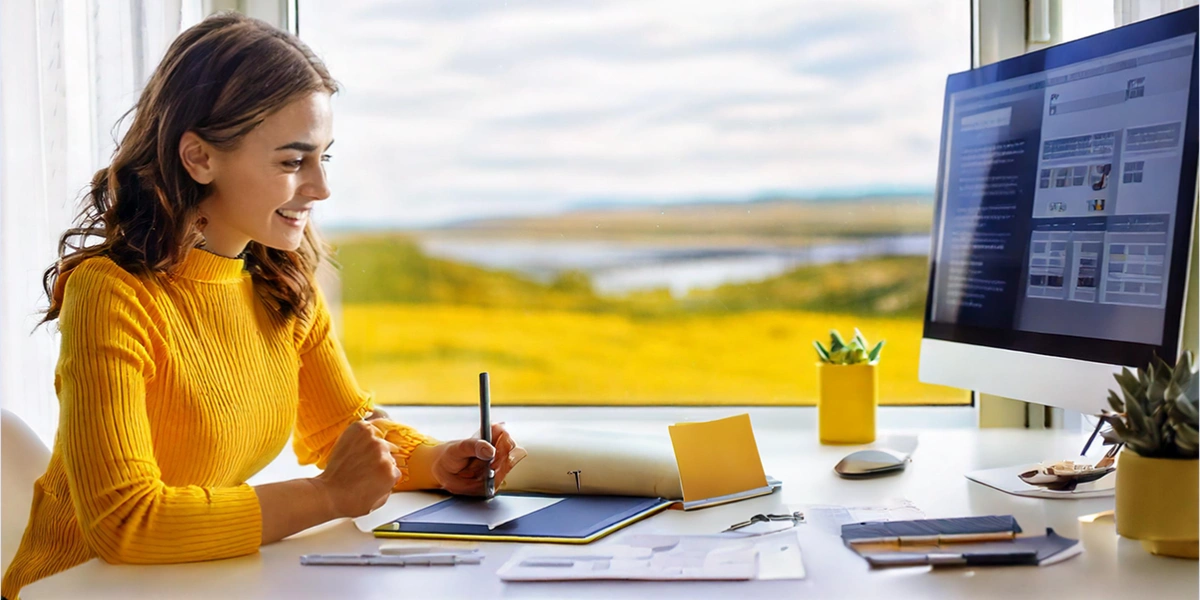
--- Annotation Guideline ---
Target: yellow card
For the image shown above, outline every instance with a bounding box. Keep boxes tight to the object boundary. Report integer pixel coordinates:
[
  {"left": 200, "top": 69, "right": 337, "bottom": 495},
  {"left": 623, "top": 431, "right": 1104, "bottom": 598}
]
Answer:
[{"left": 668, "top": 414, "right": 768, "bottom": 502}]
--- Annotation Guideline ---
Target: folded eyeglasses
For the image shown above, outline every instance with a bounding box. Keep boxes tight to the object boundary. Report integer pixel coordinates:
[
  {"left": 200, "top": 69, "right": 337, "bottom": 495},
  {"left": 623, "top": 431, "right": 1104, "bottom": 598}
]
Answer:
[{"left": 723, "top": 511, "right": 804, "bottom": 533}]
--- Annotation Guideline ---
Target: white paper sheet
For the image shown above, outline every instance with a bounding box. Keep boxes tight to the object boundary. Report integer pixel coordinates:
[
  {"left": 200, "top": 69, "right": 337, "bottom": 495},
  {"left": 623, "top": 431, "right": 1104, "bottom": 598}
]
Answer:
[
  {"left": 752, "top": 531, "right": 806, "bottom": 580},
  {"left": 497, "top": 534, "right": 765, "bottom": 581},
  {"left": 802, "top": 498, "right": 925, "bottom": 535},
  {"left": 497, "top": 531, "right": 805, "bottom": 581},
  {"left": 403, "top": 496, "right": 564, "bottom": 530}
]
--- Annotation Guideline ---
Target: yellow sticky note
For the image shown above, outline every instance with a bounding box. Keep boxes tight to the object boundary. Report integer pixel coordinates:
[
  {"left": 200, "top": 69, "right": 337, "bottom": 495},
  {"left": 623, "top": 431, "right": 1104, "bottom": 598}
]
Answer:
[{"left": 668, "top": 414, "right": 768, "bottom": 502}]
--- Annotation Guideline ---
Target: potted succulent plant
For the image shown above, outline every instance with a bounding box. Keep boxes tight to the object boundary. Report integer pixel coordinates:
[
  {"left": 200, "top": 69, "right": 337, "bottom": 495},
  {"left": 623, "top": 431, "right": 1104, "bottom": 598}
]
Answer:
[
  {"left": 813, "top": 329, "right": 884, "bottom": 444},
  {"left": 1102, "top": 350, "right": 1198, "bottom": 559}
]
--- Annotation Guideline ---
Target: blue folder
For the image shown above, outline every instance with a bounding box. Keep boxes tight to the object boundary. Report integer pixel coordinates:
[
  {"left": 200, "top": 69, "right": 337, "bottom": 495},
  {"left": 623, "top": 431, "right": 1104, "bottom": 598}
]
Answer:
[{"left": 373, "top": 493, "right": 671, "bottom": 544}]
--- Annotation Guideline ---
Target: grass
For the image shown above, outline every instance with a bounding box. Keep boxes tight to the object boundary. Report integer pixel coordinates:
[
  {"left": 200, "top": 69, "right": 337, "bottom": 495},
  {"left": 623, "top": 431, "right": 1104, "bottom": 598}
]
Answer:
[
  {"left": 331, "top": 232, "right": 967, "bottom": 406},
  {"left": 342, "top": 304, "right": 967, "bottom": 406}
]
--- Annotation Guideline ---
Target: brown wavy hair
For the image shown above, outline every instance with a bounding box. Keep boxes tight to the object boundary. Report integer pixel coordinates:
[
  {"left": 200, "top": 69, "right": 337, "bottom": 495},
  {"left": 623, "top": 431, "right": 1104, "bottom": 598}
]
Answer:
[{"left": 41, "top": 11, "right": 339, "bottom": 324}]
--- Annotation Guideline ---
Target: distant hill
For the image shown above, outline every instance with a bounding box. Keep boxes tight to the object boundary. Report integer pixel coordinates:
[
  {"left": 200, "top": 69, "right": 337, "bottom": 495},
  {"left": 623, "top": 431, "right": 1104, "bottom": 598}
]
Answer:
[
  {"left": 325, "top": 194, "right": 936, "bottom": 244},
  {"left": 390, "top": 196, "right": 936, "bottom": 245},
  {"left": 566, "top": 192, "right": 934, "bottom": 212}
]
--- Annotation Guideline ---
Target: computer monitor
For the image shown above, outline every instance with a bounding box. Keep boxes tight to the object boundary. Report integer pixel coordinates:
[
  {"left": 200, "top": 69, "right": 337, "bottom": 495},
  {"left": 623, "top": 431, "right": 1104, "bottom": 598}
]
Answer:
[{"left": 920, "top": 7, "right": 1198, "bottom": 414}]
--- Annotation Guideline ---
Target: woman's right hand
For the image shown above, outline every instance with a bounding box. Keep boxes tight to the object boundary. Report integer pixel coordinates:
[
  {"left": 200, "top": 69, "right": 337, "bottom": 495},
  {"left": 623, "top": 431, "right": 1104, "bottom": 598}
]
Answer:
[{"left": 311, "top": 420, "right": 402, "bottom": 518}]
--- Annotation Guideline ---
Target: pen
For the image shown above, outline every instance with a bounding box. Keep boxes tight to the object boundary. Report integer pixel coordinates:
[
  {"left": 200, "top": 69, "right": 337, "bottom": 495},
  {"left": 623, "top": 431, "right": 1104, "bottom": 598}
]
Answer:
[
  {"left": 480, "top": 372, "right": 494, "bottom": 499},
  {"left": 300, "top": 553, "right": 484, "bottom": 567}
]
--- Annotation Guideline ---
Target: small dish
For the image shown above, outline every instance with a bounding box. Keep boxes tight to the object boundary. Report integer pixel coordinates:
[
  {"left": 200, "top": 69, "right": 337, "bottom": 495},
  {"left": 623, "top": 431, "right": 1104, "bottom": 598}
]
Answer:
[{"left": 1018, "top": 465, "right": 1115, "bottom": 491}]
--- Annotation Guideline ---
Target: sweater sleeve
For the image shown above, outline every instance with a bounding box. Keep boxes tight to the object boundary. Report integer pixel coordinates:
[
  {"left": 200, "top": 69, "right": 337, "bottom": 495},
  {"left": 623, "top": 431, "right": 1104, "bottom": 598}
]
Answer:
[
  {"left": 57, "top": 260, "right": 262, "bottom": 565},
  {"left": 293, "top": 286, "right": 437, "bottom": 481}
]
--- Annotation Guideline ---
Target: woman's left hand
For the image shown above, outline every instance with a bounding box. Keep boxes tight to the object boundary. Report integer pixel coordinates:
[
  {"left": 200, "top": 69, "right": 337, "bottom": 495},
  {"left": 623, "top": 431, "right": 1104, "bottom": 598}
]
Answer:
[{"left": 428, "top": 424, "right": 526, "bottom": 496}]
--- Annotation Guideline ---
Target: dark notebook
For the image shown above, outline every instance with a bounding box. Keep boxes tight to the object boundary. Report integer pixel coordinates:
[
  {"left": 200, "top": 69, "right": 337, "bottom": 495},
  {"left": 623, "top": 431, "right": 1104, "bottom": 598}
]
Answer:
[
  {"left": 860, "top": 528, "right": 1080, "bottom": 568},
  {"left": 841, "top": 515, "right": 1022, "bottom": 542},
  {"left": 842, "top": 516, "right": 1079, "bottom": 568}
]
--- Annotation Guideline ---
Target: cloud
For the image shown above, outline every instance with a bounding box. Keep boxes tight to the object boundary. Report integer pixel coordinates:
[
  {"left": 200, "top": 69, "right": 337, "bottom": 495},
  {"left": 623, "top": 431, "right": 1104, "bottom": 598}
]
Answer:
[{"left": 298, "top": 0, "right": 970, "bottom": 227}]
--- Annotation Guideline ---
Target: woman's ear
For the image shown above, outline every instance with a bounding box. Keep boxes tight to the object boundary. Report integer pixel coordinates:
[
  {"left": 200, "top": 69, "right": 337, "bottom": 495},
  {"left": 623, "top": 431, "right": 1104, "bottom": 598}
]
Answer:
[{"left": 179, "top": 131, "right": 216, "bottom": 185}]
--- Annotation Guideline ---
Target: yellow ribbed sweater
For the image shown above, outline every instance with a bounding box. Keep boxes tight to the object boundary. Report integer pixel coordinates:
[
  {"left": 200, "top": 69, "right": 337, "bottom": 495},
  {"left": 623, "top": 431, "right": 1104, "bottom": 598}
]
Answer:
[{"left": 2, "top": 249, "right": 433, "bottom": 599}]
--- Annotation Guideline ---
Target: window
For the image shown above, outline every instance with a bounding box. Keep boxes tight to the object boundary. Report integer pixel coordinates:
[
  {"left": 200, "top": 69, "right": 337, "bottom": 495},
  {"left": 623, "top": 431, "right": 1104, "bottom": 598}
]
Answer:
[{"left": 298, "top": 1, "right": 971, "bottom": 406}]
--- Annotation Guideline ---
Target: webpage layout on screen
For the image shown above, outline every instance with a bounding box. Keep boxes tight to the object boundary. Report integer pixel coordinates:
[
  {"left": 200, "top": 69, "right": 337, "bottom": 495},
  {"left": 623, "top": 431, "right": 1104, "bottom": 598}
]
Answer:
[{"left": 930, "top": 33, "right": 1195, "bottom": 346}]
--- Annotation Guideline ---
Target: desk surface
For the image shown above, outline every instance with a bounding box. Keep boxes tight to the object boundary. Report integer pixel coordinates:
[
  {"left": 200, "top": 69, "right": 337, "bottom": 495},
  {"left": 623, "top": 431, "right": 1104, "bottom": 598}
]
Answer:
[{"left": 23, "top": 407, "right": 1199, "bottom": 600}]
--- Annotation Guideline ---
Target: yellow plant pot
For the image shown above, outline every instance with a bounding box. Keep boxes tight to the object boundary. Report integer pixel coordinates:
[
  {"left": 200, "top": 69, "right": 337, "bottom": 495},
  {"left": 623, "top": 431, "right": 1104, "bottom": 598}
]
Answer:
[
  {"left": 1115, "top": 450, "right": 1198, "bottom": 559},
  {"left": 817, "top": 363, "right": 877, "bottom": 444}
]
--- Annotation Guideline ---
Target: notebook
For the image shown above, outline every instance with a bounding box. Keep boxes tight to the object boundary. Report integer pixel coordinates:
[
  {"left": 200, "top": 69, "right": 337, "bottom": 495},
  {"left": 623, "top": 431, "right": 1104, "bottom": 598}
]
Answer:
[
  {"left": 857, "top": 528, "right": 1081, "bottom": 567},
  {"left": 841, "top": 515, "right": 1022, "bottom": 541},
  {"left": 500, "top": 414, "right": 782, "bottom": 509},
  {"left": 842, "top": 516, "right": 1080, "bottom": 568},
  {"left": 373, "top": 493, "right": 672, "bottom": 544}
]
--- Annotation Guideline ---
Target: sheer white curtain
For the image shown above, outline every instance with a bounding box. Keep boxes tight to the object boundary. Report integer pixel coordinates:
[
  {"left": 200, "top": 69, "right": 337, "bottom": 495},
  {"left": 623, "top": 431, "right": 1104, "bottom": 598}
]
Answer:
[
  {"left": 1116, "top": 0, "right": 1199, "bottom": 24},
  {"left": 0, "top": 0, "right": 201, "bottom": 444}
]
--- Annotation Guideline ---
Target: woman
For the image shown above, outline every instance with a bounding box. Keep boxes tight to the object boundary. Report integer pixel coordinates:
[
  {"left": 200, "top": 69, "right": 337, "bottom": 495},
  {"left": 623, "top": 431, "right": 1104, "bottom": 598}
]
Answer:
[{"left": 1, "top": 12, "right": 523, "bottom": 598}]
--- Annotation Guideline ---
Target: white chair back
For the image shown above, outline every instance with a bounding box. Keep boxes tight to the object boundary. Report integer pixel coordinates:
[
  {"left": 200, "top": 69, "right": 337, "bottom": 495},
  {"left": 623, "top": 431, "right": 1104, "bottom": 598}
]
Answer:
[{"left": 1, "top": 409, "right": 51, "bottom": 574}]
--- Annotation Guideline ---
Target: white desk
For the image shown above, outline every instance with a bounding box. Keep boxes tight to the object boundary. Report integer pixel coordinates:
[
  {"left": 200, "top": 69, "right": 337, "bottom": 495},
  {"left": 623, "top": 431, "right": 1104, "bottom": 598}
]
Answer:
[{"left": 23, "top": 407, "right": 1199, "bottom": 599}]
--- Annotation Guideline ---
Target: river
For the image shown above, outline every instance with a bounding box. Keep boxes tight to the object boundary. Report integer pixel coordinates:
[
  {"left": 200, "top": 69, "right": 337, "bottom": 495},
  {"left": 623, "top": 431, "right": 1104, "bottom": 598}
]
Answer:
[{"left": 417, "top": 235, "right": 931, "bottom": 296}]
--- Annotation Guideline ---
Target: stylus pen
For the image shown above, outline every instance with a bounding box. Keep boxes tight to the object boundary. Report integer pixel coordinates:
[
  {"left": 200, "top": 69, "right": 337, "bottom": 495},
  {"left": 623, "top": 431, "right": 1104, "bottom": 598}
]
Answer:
[
  {"left": 480, "top": 372, "right": 494, "bottom": 499},
  {"left": 300, "top": 553, "right": 483, "bottom": 567}
]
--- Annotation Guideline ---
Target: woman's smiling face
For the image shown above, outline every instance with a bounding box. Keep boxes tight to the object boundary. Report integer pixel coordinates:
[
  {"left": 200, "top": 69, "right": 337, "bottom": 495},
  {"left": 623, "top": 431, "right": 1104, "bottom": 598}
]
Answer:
[{"left": 182, "top": 91, "right": 334, "bottom": 257}]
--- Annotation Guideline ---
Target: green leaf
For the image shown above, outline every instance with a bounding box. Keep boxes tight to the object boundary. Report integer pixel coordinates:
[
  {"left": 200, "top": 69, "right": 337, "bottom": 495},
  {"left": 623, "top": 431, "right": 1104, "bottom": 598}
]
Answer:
[
  {"left": 829, "top": 330, "right": 846, "bottom": 353},
  {"left": 1171, "top": 355, "right": 1193, "bottom": 390},
  {"left": 853, "top": 328, "right": 868, "bottom": 351},
  {"left": 1117, "top": 369, "right": 1144, "bottom": 404},
  {"left": 1147, "top": 378, "right": 1167, "bottom": 406},
  {"left": 1107, "top": 391, "right": 1125, "bottom": 413},
  {"left": 814, "top": 341, "right": 831, "bottom": 363},
  {"left": 1109, "top": 419, "right": 1155, "bottom": 455},
  {"left": 1176, "top": 351, "right": 1195, "bottom": 380},
  {"left": 868, "top": 340, "right": 885, "bottom": 364},
  {"left": 1127, "top": 437, "right": 1159, "bottom": 457},
  {"left": 1123, "top": 385, "right": 1146, "bottom": 421},
  {"left": 1165, "top": 381, "right": 1183, "bottom": 404},
  {"left": 1124, "top": 392, "right": 1156, "bottom": 444},
  {"left": 1145, "top": 411, "right": 1163, "bottom": 449},
  {"left": 1174, "top": 394, "right": 1198, "bottom": 424},
  {"left": 1173, "top": 422, "right": 1199, "bottom": 456},
  {"left": 1101, "top": 428, "right": 1124, "bottom": 445},
  {"left": 1113, "top": 368, "right": 1135, "bottom": 393},
  {"left": 1107, "top": 418, "right": 1130, "bottom": 441},
  {"left": 1153, "top": 355, "right": 1173, "bottom": 383}
]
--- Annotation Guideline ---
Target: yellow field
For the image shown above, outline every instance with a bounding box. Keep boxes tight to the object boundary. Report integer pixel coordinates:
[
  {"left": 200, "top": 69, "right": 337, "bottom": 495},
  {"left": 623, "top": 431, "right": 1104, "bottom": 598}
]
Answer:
[{"left": 342, "top": 304, "right": 968, "bottom": 406}]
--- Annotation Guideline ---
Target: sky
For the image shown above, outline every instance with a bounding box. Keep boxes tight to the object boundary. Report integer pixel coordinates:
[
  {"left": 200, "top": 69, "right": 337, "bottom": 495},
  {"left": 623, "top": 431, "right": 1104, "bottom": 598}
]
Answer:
[{"left": 298, "top": 0, "right": 972, "bottom": 227}]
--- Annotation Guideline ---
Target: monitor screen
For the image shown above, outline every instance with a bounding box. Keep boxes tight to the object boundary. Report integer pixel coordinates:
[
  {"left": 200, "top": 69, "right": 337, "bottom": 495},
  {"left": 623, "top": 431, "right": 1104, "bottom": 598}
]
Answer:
[{"left": 924, "top": 7, "right": 1198, "bottom": 368}]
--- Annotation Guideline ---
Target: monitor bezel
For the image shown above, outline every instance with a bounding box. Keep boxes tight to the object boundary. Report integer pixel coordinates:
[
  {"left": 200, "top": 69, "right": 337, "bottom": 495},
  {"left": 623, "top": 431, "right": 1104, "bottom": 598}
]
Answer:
[{"left": 922, "top": 6, "right": 1199, "bottom": 368}]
